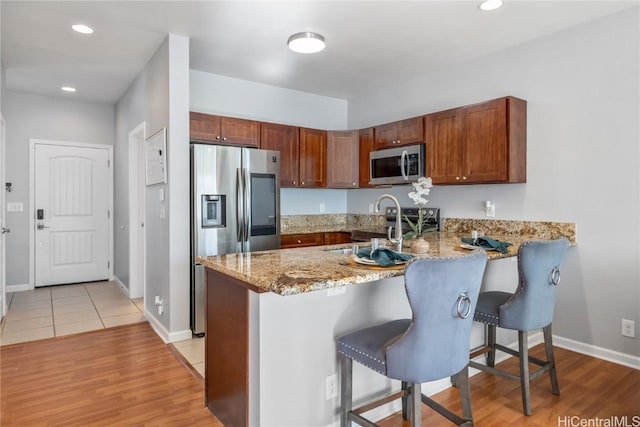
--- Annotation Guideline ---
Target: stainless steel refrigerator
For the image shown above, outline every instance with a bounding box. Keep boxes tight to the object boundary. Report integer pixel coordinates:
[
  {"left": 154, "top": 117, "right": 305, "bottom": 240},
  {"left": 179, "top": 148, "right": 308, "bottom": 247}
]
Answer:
[{"left": 190, "top": 144, "right": 280, "bottom": 335}]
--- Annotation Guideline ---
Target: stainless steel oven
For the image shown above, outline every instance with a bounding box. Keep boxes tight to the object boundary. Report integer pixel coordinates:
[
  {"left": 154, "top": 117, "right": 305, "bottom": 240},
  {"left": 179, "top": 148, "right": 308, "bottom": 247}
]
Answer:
[{"left": 369, "top": 144, "right": 426, "bottom": 185}]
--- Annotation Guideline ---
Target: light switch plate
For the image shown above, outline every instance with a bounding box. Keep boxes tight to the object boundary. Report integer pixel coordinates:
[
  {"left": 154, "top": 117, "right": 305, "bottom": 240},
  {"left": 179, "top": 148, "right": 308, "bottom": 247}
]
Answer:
[{"left": 7, "top": 202, "right": 23, "bottom": 212}]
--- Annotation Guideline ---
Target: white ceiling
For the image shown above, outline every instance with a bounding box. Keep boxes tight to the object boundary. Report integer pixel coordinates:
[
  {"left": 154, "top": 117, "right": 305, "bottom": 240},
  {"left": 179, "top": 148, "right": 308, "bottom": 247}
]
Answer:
[{"left": 1, "top": 1, "right": 637, "bottom": 104}]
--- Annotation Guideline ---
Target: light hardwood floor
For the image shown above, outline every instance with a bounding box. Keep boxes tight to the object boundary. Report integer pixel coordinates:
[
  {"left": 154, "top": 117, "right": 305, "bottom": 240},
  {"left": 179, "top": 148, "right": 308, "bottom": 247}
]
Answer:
[
  {"left": 1, "top": 322, "right": 222, "bottom": 426},
  {"left": 1, "top": 321, "right": 638, "bottom": 426}
]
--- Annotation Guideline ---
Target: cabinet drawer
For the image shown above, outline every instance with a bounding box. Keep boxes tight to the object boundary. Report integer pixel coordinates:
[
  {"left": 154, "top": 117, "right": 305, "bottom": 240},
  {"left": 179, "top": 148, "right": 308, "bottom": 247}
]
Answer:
[
  {"left": 281, "top": 233, "right": 325, "bottom": 248},
  {"left": 323, "top": 232, "right": 353, "bottom": 245}
]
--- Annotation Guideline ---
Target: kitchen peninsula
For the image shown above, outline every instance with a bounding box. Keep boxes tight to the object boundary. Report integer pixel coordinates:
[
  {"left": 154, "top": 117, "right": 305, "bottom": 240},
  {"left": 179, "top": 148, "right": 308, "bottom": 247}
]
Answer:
[{"left": 199, "top": 222, "right": 575, "bottom": 427}]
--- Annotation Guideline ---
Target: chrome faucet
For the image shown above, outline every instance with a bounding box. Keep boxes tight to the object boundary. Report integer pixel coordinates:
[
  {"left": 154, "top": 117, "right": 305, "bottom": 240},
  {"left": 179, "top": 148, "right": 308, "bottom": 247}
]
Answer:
[{"left": 374, "top": 194, "right": 403, "bottom": 252}]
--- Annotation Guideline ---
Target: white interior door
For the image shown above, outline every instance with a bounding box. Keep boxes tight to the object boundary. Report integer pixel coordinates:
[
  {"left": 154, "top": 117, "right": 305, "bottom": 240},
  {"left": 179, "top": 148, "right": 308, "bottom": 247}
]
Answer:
[
  {"left": 128, "top": 122, "right": 146, "bottom": 299},
  {"left": 34, "top": 143, "right": 111, "bottom": 287},
  {"left": 0, "top": 116, "right": 7, "bottom": 317}
]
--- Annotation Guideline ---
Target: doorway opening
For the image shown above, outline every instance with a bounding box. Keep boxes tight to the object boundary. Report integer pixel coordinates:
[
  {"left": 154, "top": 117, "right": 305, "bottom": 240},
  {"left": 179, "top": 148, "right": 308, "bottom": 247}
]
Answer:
[{"left": 128, "top": 123, "right": 146, "bottom": 301}]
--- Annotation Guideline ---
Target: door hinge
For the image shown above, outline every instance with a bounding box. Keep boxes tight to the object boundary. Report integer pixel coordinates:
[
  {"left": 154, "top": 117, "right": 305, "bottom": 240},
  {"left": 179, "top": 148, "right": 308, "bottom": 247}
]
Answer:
[
  {"left": 107, "top": 210, "right": 110, "bottom": 219},
  {"left": 108, "top": 261, "right": 110, "bottom": 269},
  {"left": 108, "top": 159, "right": 111, "bottom": 167}
]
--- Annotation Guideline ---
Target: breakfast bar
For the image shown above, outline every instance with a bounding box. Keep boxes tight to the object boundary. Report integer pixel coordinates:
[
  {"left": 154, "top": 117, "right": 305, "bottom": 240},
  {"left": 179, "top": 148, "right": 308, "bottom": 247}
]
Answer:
[{"left": 198, "top": 228, "right": 575, "bottom": 427}]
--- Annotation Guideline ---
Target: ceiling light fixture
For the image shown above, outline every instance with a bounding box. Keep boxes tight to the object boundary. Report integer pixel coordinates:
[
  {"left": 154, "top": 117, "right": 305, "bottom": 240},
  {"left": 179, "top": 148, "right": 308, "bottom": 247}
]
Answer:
[
  {"left": 72, "top": 24, "right": 94, "bottom": 34},
  {"left": 287, "top": 32, "right": 325, "bottom": 54},
  {"left": 479, "top": 0, "right": 503, "bottom": 11},
  {"left": 61, "top": 86, "right": 77, "bottom": 92}
]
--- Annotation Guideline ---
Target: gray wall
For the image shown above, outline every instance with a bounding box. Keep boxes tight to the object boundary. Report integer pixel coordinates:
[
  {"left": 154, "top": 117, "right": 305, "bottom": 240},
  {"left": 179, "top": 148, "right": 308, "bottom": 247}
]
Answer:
[
  {"left": 347, "top": 8, "right": 640, "bottom": 358},
  {"left": 2, "top": 90, "right": 115, "bottom": 286},
  {"left": 190, "top": 70, "right": 350, "bottom": 215},
  {"left": 115, "top": 34, "right": 190, "bottom": 337}
]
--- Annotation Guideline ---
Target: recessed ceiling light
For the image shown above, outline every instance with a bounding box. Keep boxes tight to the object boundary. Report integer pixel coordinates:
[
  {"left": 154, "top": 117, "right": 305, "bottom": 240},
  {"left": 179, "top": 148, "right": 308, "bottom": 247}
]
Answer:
[
  {"left": 72, "top": 24, "right": 94, "bottom": 34},
  {"left": 287, "top": 32, "right": 325, "bottom": 54},
  {"left": 479, "top": 0, "right": 503, "bottom": 11},
  {"left": 61, "top": 86, "right": 77, "bottom": 93}
]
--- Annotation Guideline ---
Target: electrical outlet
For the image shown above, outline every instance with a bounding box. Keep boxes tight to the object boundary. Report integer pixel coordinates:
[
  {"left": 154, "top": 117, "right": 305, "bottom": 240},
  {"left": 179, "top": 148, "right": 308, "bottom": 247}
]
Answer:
[
  {"left": 485, "top": 201, "right": 495, "bottom": 218},
  {"left": 368, "top": 203, "right": 374, "bottom": 213},
  {"left": 319, "top": 203, "right": 326, "bottom": 213},
  {"left": 622, "top": 319, "right": 635, "bottom": 338},
  {"left": 325, "top": 374, "right": 338, "bottom": 400}
]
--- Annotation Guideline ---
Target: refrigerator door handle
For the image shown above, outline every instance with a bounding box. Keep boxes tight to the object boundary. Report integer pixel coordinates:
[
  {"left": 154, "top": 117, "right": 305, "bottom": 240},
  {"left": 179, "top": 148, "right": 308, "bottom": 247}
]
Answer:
[
  {"left": 236, "top": 167, "right": 244, "bottom": 242},
  {"left": 243, "top": 167, "right": 250, "bottom": 242}
]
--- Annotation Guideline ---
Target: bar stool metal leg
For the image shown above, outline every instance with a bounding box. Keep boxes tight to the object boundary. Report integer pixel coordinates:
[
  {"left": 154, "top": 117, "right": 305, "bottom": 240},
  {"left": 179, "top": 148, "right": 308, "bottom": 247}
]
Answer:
[
  {"left": 401, "top": 381, "right": 411, "bottom": 420},
  {"left": 518, "top": 331, "right": 532, "bottom": 416},
  {"left": 410, "top": 383, "right": 421, "bottom": 427},
  {"left": 340, "top": 354, "right": 352, "bottom": 427},
  {"left": 487, "top": 324, "right": 496, "bottom": 367},
  {"left": 543, "top": 324, "right": 560, "bottom": 395},
  {"left": 457, "top": 367, "right": 473, "bottom": 422}
]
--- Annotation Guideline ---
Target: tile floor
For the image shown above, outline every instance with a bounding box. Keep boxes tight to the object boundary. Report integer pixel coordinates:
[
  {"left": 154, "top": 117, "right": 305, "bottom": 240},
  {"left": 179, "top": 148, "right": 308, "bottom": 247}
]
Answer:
[
  {"left": 0, "top": 281, "right": 205, "bottom": 377},
  {"left": 0, "top": 281, "right": 145, "bottom": 346},
  {"left": 172, "top": 336, "right": 205, "bottom": 377}
]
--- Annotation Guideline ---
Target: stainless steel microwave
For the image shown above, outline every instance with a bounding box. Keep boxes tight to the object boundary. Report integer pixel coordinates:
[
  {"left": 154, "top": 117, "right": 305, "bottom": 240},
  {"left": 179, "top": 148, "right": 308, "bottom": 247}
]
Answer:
[{"left": 369, "top": 144, "right": 426, "bottom": 185}]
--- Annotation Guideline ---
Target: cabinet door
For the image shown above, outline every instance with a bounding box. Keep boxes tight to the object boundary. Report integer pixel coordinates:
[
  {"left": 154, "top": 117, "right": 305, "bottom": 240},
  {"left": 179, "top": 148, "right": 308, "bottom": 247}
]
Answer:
[
  {"left": 425, "top": 109, "right": 464, "bottom": 184},
  {"left": 299, "top": 128, "right": 327, "bottom": 188},
  {"left": 221, "top": 117, "right": 259, "bottom": 147},
  {"left": 326, "top": 130, "right": 358, "bottom": 188},
  {"left": 261, "top": 123, "right": 300, "bottom": 187},
  {"left": 462, "top": 99, "right": 508, "bottom": 183},
  {"left": 374, "top": 122, "right": 399, "bottom": 148},
  {"left": 281, "top": 233, "right": 324, "bottom": 248},
  {"left": 397, "top": 116, "right": 424, "bottom": 146},
  {"left": 190, "top": 112, "right": 221, "bottom": 143},
  {"left": 358, "top": 128, "right": 374, "bottom": 187}
]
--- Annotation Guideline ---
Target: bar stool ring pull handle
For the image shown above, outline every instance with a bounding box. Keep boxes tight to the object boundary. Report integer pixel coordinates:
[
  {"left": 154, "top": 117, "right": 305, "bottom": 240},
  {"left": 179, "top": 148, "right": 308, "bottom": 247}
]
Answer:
[
  {"left": 550, "top": 267, "right": 561, "bottom": 286},
  {"left": 456, "top": 292, "right": 472, "bottom": 319}
]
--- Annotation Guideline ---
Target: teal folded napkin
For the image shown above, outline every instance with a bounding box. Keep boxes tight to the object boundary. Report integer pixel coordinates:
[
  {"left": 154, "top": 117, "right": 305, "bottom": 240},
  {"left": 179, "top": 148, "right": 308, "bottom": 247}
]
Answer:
[
  {"left": 357, "top": 247, "right": 414, "bottom": 267},
  {"left": 461, "top": 236, "right": 512, "bottom": 254}
]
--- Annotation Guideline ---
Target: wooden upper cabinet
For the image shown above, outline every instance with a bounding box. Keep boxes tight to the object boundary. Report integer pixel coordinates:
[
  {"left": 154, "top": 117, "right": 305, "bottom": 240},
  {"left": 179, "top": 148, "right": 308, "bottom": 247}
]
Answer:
[
  {"left": 190, "top": 112, "right": 221, "bottom": 142},
  {"left": 299, "top": 128, "right": 327, "bottom": 188},
  {"left": 374, "top": 116, "right": 424, "bottom": 149},
  {"left": 424, "top": 96, "right": 526, "bottom": 185},
  {"left": 189, "top": 112, "right": 259, "bottom": 147},
  {"left": 425, "top": 108, "right": 464, "bottom": 184},
  {"left": 358, "top": 128, "right": 374, "bottom": 188},
  {"left": 326, "top": 130, "right": 359, "bottom": 188},
  {"left": 260, "top": 122, "right": 299, "bottom": 187}
]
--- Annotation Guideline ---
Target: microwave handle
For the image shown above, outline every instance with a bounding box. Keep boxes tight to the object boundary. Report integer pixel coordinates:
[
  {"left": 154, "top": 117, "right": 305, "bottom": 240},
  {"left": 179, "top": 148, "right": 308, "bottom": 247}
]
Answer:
[{"left": 400, "top": 150, "right": 408, "bottom": 181}]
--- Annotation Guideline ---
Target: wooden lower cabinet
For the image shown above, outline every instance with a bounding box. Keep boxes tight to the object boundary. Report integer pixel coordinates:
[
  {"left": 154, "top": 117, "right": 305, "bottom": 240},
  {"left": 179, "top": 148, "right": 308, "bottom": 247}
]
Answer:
[
  {"left": 323, "top": 232, "right": 353, "bottom": 245},
  {"left": 281, "top": 232, "right": 352, "bottom": 248},
  {"left": 281, "top": 233, "right": 325, "bottom": 248}
]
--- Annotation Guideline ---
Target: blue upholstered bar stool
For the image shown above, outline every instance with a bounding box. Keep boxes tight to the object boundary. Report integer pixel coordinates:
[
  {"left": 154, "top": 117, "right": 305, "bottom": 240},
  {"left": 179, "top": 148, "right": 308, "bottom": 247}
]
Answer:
[
  {"left": 337, "top": 250, "right": 487, "bottom": 427},
  {"left": 469, "top": 238, "right": 570, "bottom": 416}
]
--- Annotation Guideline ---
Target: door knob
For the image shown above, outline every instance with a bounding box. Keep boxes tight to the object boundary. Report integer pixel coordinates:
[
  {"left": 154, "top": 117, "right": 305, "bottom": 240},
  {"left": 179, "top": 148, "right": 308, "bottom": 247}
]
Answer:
[
  {"left": 36, "top": 223, "right": 50, "bottom": 230},
  {"left": 1, "top": 227, "right": 10, "bottom": 234}
]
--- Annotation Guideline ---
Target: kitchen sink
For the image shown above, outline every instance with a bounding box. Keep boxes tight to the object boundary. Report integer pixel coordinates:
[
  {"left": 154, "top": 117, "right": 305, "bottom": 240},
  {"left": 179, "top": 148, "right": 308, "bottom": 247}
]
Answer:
[{"left": 324, "top": 248, "right": 354, "bottom": 255}]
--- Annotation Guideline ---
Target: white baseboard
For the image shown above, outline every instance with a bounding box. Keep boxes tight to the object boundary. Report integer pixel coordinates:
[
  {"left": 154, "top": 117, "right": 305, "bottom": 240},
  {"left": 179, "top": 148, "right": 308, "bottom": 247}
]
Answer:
[
  {"left": 6, "top": 283, "right": 32, "bottom": 293},
  {"left": 113, "top": 276, "right": 129, "bottom": 297},
  {"left": 144, "top": 311, "right": 192, "bottom": 344},
  {"left": 553, "top": 335, "right": 640, "bottom": 370}
]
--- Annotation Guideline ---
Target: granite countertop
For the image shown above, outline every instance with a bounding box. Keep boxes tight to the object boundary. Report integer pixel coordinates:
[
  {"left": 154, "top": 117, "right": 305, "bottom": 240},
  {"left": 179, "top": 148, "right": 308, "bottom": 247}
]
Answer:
[{"left": 198, "top": 232, "right": 528, "bottom": 296}]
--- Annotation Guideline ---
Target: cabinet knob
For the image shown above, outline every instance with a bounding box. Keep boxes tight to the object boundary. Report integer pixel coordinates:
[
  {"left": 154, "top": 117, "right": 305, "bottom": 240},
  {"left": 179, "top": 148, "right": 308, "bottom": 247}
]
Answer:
[
  {"left": 397, "top": 139, "right": 400, "bottom": 144},
  {"left": 301, "top": 181, "right": 305, "bottom": 185},
  {"left": 216, "top": 135, "right": 221, "bottom": 140},
  {"left": 462, "top": 176, "right": 467, "bottom": 180},
  {"left": 456, "top": 176, "right": 460, "bottom": 181},
  {"left": 293, "top": 181, "right": 297, "bottom": 185},
  {"left": 352, "top": 182, "right": 356, "bottom": 186},
  {"left": 222, "top": 137, "right": 227, "bottom": 142},
  {"left": 297, "top": 240, "right": 302, "bottom": 244}
]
